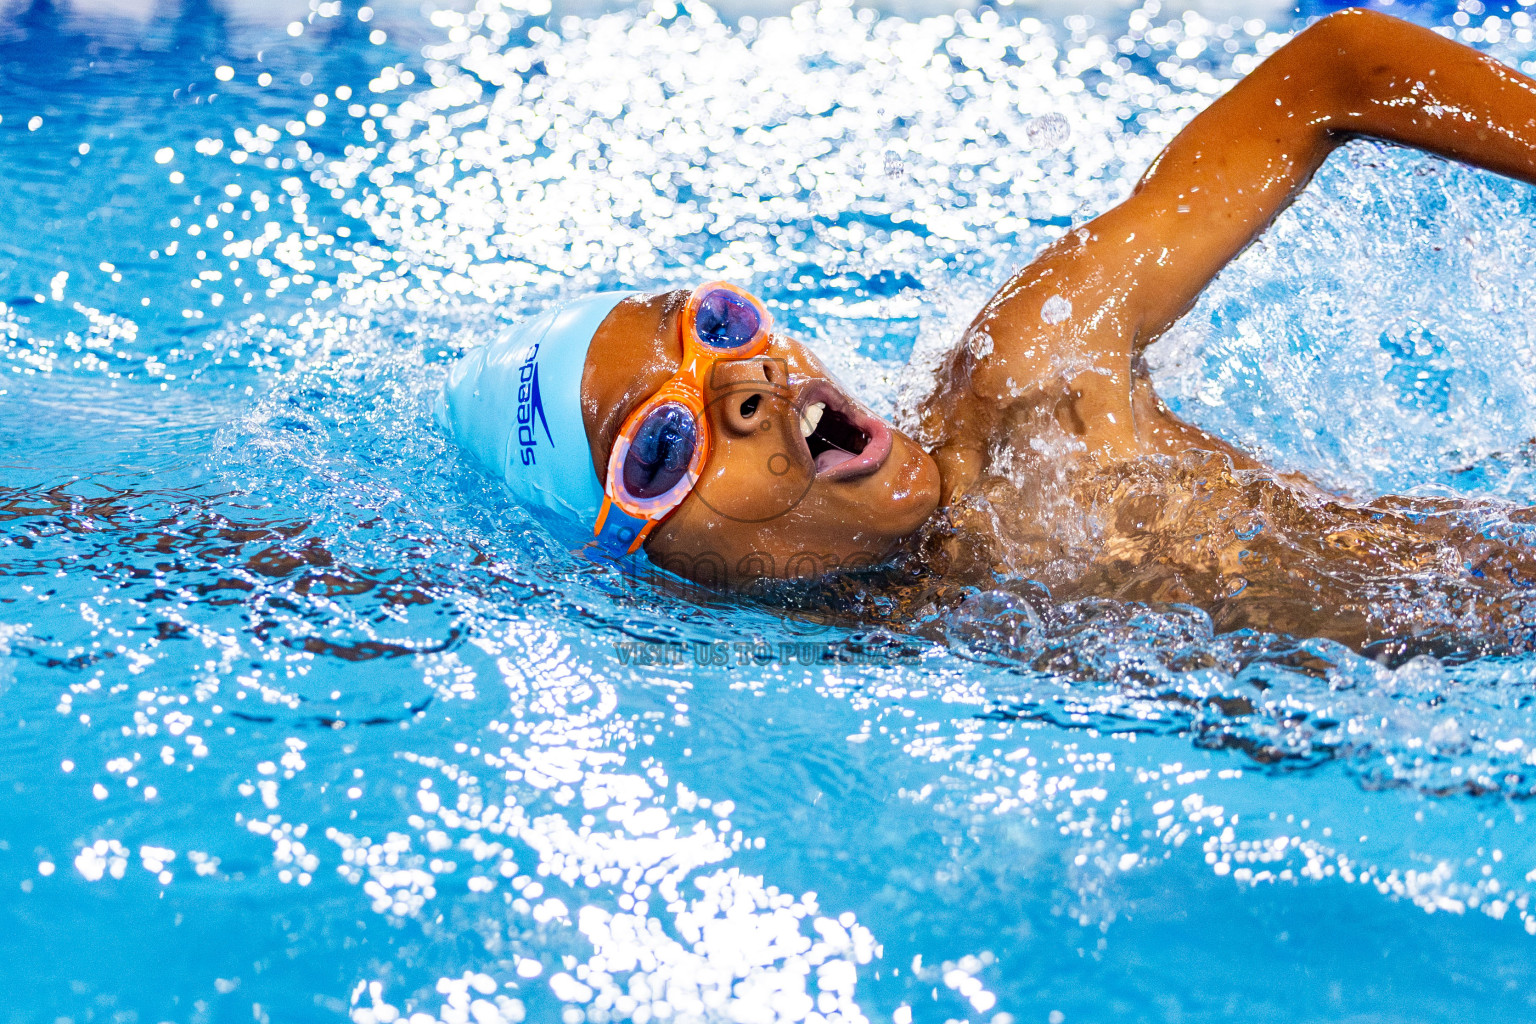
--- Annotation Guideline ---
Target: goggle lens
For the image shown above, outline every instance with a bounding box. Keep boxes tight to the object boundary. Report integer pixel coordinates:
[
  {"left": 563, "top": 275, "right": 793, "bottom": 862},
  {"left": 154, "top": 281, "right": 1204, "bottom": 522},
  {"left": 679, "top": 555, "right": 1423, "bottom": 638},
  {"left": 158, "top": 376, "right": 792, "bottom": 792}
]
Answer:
[
  {"left": 622, "top": 402, "right": 698, "bottom": 500},
  {"left": 693, "top": 287, "right": 765, "bottom": 350},
  {"left": 597, "top": 282, "right": 773, "bottom": 553}
]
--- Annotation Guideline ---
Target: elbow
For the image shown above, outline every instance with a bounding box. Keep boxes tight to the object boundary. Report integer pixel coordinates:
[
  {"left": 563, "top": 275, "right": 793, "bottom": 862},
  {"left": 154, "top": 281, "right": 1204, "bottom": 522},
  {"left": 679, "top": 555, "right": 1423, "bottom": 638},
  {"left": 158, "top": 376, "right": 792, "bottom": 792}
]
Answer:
[
  {"left": 1295, "top": 7, "right": 1401, "bottom": 70},
  {"left": 1300, "top": 7, "right": 1394, "bottom": 49},
  {"left": 1292, "top": 8, "right": 1410, "bottom": 126}
]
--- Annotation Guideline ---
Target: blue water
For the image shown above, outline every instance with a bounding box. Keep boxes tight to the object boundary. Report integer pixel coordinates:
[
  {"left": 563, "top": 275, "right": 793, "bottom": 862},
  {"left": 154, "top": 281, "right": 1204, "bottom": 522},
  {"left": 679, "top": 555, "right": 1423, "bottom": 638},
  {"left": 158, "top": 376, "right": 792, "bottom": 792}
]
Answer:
[{"left": 11, "top": 0, "right": 1536, "bottom": 1022}]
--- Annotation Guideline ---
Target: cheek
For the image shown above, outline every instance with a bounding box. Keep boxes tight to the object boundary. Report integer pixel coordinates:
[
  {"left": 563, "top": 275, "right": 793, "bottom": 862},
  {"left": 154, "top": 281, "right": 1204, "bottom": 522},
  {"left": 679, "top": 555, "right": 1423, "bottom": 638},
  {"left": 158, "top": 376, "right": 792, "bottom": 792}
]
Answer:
[
  {"left": 690, "top": 424, "right": 815, "bottom": 525},
  {"left": 643, "top": 426, "right": 937, "bottom": 583}
]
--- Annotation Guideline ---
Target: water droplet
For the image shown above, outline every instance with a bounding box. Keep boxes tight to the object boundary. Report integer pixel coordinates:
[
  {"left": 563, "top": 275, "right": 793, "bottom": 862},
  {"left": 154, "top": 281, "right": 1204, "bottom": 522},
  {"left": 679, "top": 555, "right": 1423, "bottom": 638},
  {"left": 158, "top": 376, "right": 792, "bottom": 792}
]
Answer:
[{"left": 1025, "top": 113, "right": 1070, "bottom": 149}]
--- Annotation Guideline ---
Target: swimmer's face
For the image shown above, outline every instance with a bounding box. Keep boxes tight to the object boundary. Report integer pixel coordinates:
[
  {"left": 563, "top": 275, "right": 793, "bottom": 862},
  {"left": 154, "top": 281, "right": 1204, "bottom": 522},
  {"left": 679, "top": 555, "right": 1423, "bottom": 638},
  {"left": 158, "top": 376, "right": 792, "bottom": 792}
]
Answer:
[{"left": 582, "top": 291, "right": 942, "bottom": 586}]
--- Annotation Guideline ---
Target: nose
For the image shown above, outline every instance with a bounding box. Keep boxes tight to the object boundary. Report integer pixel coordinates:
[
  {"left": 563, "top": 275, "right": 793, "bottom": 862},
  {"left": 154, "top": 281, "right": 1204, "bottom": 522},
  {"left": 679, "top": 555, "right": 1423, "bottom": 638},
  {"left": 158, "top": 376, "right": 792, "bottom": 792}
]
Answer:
[{"left": 708, "top": 356, "right": 793, "bottom": 436}]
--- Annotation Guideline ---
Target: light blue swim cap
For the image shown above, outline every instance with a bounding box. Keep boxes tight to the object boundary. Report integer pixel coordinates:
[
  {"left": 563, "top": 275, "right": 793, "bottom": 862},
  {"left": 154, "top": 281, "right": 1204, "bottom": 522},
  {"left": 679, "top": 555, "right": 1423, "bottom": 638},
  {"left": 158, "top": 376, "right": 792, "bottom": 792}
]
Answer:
[{"left": 437, "top": 291, "right": 639, "bottom": 539}]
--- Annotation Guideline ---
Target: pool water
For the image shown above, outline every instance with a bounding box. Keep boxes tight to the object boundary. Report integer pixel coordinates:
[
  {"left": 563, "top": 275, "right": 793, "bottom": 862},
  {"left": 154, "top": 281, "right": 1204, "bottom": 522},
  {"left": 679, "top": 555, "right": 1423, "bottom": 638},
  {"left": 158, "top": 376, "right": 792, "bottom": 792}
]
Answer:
[{"left": 10, "top": 0, "right": 1536, "bottom": 1021}]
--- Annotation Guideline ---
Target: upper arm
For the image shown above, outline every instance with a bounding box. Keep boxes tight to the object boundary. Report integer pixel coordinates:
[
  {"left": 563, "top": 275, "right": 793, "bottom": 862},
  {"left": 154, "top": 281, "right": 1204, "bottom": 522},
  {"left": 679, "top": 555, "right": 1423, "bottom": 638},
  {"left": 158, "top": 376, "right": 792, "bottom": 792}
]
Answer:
[{"left": 1089, "top": 17, "right": 1350, "bottom": 341}]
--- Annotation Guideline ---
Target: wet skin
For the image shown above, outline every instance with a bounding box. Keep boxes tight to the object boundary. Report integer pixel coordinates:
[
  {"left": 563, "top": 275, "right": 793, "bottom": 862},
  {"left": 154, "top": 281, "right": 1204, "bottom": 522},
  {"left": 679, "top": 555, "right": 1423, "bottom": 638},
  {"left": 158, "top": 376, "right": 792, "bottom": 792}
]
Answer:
[
  {"left": 922, "top": 7, "right": 1536, "bottom": 494},
  {"left": 580, "top": 9, "right": 1536, "bottom": 646},
  {"left": 581, "top": 292, "right": 941, "bottom": 585}
]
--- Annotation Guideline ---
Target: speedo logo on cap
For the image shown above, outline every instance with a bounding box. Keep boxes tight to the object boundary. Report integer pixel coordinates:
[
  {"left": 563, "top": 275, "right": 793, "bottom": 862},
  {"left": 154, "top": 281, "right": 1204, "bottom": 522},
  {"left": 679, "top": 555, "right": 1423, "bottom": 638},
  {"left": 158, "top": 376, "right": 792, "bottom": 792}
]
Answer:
[{"left": 516, "top": 343, "right": 553, "bottom": 465}]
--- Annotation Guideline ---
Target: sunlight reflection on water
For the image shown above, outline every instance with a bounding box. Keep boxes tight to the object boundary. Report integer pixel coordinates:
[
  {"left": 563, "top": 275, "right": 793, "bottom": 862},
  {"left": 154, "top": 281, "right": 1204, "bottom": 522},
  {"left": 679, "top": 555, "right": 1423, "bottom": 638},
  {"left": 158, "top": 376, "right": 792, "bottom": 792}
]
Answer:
[{"left": 10, "top": 0, "right": 1536, "bottom": 1022}]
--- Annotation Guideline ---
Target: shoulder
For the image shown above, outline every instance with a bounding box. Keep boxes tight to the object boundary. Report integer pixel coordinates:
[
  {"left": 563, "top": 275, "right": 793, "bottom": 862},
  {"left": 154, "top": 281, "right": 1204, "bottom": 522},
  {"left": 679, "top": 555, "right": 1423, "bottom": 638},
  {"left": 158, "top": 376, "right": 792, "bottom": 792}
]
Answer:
[{"left": 921, "top": 231, "right": 1142, "bottom": 453}]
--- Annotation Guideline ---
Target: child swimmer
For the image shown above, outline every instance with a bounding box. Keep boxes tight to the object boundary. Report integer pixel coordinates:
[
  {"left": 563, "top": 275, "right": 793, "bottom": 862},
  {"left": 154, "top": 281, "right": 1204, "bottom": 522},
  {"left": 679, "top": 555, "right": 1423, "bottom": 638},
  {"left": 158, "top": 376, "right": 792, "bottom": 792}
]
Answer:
[{"left": 442, "top": 9, "right": 1536, "bottom": 656}]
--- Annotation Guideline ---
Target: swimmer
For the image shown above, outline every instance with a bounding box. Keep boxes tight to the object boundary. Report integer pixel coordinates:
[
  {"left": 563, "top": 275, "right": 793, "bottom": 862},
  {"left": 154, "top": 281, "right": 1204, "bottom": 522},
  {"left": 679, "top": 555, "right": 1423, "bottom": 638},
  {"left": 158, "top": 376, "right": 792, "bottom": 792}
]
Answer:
[{"left": 442, "top": 9, "right": 1536, "bottom": 657}]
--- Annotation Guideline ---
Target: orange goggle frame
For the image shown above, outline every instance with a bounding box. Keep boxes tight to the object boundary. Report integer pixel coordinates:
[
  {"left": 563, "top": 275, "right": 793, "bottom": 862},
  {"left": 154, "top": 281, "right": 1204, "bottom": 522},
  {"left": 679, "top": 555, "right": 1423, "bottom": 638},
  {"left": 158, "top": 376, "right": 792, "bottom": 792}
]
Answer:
[{"left": 592, "top": 282, "right": 774, "bottom": 556}]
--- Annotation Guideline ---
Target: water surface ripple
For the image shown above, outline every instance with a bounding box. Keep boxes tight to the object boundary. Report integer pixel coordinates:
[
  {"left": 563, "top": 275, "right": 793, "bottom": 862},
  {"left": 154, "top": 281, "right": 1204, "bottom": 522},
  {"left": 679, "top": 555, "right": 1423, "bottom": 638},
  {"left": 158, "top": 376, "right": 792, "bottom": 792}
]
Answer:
[{"left": 8, "top": 0, "right": 1536, "bottom": 1022}]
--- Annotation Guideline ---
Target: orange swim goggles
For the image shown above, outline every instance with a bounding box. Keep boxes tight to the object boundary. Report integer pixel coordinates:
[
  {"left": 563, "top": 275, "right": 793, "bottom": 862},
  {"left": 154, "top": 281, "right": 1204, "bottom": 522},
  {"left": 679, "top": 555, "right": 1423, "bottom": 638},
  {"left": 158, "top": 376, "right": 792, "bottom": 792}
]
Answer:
[{"left": 592, "top": 282, "right": 774, "bottom": 556}]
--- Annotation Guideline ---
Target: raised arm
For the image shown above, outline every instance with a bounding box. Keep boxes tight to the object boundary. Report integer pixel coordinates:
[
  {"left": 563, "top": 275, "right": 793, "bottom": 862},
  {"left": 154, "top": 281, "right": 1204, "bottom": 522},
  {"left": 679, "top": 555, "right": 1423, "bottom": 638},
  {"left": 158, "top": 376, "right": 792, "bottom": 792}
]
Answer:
[
  {"left": 1100, "top": 7, "right": 1536, "bottom": 339},
  {"left": 932, "top": 8, "right": 1536, "bottom": 473}
]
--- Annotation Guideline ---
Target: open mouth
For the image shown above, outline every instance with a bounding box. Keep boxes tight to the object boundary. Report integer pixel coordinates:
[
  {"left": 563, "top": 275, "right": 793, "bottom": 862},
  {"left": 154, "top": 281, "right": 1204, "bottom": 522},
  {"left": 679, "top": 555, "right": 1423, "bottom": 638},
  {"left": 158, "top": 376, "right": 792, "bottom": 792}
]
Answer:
[{"left": 797, "top": 382, "right": 893, "bottom": 481}]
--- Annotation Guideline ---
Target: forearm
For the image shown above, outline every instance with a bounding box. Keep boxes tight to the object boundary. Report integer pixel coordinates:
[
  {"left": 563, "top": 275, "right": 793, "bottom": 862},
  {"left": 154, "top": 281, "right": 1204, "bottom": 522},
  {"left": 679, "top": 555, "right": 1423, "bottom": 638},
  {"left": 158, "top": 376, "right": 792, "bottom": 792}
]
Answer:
[{"left": 1320, "top": 9, "right": 1536, "bottom": 184}]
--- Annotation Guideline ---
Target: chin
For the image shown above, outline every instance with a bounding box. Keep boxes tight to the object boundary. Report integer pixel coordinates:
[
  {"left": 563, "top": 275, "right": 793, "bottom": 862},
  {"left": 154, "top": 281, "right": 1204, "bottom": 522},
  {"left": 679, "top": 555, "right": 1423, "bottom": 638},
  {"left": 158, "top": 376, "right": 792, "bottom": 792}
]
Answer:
[
  {"left": 860, "top": 430, "right": 942, "bottom": 538},
  {"left": 780, "top": 436, "right": 938, "bottom": 578}
]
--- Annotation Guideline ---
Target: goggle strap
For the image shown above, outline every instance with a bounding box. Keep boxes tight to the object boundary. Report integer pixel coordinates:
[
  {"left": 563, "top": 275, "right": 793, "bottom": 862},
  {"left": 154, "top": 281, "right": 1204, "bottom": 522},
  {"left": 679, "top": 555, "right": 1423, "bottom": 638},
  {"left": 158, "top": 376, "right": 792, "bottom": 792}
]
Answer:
[
  {"left": 592, "top": 282, "right": 772, "bottom": 557},
  {"left": 592, "top": 496, "right": 655, "bottom": 558}
]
